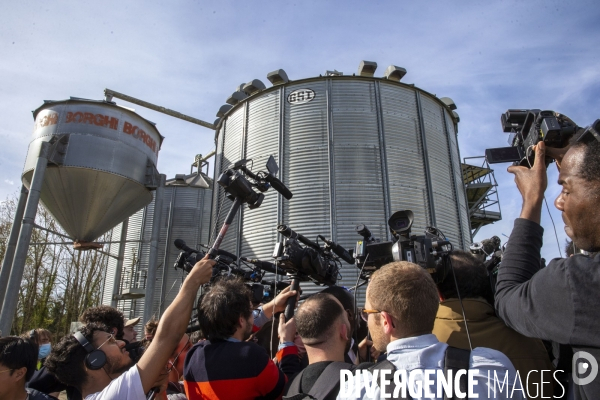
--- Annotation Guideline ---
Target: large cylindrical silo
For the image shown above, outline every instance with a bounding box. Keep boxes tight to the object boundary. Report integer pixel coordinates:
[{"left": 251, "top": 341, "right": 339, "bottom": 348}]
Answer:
[{"left": 212, "top": 74, "right": 470, "bottom": 295}]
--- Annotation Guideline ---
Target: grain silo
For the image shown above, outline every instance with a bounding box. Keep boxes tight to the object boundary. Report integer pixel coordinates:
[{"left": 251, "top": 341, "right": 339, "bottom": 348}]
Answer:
[
  {"left": 101, "top": 162, "right": 213, "bottom": 321},
  {"left": 0, "top": 97, "right": 163, "bottom": 334},
  {"left": 211, "top": 62, "right": 470, "bottom": 298}
]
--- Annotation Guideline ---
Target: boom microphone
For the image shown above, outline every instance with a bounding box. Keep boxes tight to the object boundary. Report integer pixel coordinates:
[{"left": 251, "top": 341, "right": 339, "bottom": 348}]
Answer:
[
  {"left": 174, "top": 239, "right": 238, "bottom": 261},
  {"left": 174, "top": 239, "right": 198, "bottom": 254},
  {"left": 318, "top": 235, "right": 355, "bottom": 264},
  {"left": 241, "top": 257, "right": 286, "bottom": 276}
]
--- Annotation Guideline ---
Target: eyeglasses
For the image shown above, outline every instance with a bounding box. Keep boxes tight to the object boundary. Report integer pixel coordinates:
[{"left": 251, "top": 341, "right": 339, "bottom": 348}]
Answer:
[
  {"left": 360, "top": 308, "right": 382, "bottom": 322},
  {"left": 0, "top": 368, "right": 13, "bottom": 374},
  {"left": 97, "top": 333, "right": 117, "bottom": 350}
]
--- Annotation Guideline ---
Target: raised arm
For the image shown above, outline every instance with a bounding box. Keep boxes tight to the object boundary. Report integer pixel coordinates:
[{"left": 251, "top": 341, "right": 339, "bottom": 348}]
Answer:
[{"left": 136, "top": 255, "right": 215, "bottom": 393}]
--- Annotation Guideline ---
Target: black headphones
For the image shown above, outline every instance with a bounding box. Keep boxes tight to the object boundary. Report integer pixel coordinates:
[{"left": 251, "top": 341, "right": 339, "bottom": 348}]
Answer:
[{"left": 74, "top": 332, "right": 107, "bottom": 370}]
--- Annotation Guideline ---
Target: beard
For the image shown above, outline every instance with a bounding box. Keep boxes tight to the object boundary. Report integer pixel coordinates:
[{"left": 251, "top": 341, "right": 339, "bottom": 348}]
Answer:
[
  {"left": 370, "top": 325, "right": 389, "bottom": 353},
  {"left": 106, "top": 354, "right": 134, "bottom": 377}
]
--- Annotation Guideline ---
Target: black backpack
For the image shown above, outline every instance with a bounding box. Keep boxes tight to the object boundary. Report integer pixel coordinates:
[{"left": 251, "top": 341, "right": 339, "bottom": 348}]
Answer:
[
  {"left": 26, "top": 388, "right": 55, "bottom": 400},
  {"left": 284, "top": 347, "right": 471, "bottom": 400},
  {"left": 283, "top": 361, "right": 355, "bottom": 400}
]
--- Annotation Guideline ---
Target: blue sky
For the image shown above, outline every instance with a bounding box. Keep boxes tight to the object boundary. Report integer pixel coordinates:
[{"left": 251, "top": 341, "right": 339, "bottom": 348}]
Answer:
[{"left": 1, "top": 0, "right": 599, "bottom": 260}]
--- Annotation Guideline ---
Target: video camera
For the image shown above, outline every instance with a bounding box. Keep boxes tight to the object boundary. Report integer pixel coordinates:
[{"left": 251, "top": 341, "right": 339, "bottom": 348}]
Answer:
[
  {"left": 355, "top": 210, "right": 452, "bottom": 282},
  {"left": 485, "top": 109, "right": 577, "bottom": 167},
  {"left": 173, "top": 238, "right": 290, "bottom": 299},
  {"left": 216, "top": 155, "right": 293, "bottom": 210},
  {"left": 272, "top": 225, "right": 340, "bottom": 286},
  {"left": 470, "top": 235, "right": 504, "bottom": 297}
]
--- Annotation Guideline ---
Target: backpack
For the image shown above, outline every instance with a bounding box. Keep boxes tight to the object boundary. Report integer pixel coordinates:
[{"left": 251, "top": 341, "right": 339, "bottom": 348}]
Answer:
[
  {"left": 283, "top": 361, "right": 354, "bottom": 400},
  {"left": 284, "top": 346, "right": 471, "bottom": 400},
  {"left": 26, "top": 388, "right": 55, "bottom": 400}
]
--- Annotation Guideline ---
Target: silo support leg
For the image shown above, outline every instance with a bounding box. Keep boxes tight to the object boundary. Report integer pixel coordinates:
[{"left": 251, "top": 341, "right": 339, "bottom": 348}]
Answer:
[
  {"left": 0, "top": 142, "right": 49, "bottom": 335},
  {"left": 144, "top": 174, "right": 166, "bottom": 323},
  {"left": 0, "top": 185, "right": 28, "bottom": 313}
]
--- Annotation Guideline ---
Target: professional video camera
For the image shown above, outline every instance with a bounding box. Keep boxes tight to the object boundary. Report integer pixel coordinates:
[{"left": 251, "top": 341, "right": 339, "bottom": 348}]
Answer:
[
  {"left": 355, "top": 210, "right": 452, "bottom": 282},
  {"left": 210, "top": 155, "right": 292, "bottom": 259},
  {"left": 485, "top": 109, "right": 577, "bottom": 167},
  {"left": 173, "top": 238, "right": 289, "bottom": 296},
  {"left": 273, "top": 225, "right": 340, "bottom": 286},
  {"left": 470, "top": 235, "right": 505, "bottom": 297},
  {"left": 272, "top": 224, "right": 345, "bottom": 319}
]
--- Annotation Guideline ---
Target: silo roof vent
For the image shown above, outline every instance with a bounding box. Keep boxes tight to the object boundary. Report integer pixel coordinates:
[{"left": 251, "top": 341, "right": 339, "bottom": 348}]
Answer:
[
  {"left": 384, "top": 65, "right": 407, "bottom": 82},
  {"left": 326, "top": 70, "right": 343, "bottom": 76},
  {"left": 440, "top": 97, "right": 457, "bottom": 110},
  {"left": 243, "top": 79, "right": 267, "bottom": 95},
  {"left": 452, "top": 111, "right": 460, "bottom": 123},
  {"left": 267, "top": 69, "right": 290, "bottom": 85},
  {"left": 216, "top": 104, "right": 233, "bottom": 118},
  {"left": 226, "top": 91, "right": 248, "bottom": 105},
  {"left": 358, "top": 60, "right": 378, "bottom": 77}
]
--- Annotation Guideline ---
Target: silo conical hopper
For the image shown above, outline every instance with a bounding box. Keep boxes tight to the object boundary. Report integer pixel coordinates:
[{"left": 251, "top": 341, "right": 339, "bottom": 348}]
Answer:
[{"left": 22, "top": 98, "right": 164, "bottom": 242}]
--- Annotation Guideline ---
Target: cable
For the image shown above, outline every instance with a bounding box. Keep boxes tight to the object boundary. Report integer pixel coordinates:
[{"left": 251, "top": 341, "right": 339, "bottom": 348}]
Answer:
[
  {"left": 269, "top": 256, "right": 281, "bottom": 359},
  {"left": 544, "top": 196, "right": 563, "bottom": 258},
  {"left": 448, "top": 257, "right": 473, "bottom": 351},
  {"left": 353, "top": 253, "right": 370, "bottom": 351}
]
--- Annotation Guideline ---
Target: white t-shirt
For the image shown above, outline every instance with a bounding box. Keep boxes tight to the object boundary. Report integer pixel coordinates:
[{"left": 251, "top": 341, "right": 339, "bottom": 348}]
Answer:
[{"left": 85, "top": 365, "right": 145, "bottom": 400}]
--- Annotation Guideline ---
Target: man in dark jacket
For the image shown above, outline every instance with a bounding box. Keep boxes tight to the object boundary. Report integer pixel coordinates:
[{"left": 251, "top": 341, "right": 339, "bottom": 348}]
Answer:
[
  {"left": 284, "top": 293, "right": 355, "bottom": 400},
  {"left": 495, "top": 128, "right": 600, "bottom": 399}
]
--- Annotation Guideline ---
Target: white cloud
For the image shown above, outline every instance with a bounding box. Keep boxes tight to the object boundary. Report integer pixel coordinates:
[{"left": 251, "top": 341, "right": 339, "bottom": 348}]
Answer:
[{"left": 4, "top": 179, "right": 14, "bottom": 185}]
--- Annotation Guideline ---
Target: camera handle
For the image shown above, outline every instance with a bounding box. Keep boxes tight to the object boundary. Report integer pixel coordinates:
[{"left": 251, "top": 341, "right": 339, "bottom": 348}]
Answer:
[
  {"left": 208, "top": 196, "right": 244, "bottom": 259},
  {"left": 284, "top": 276, "right": 301, "bottom": 321}
]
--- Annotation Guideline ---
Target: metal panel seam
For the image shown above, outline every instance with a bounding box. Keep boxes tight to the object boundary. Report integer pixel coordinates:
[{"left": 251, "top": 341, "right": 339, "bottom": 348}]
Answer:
[
  {"left": 442, "top": 111, "right": 465, "bottom": 249},
  {"left": 415, "top": 91, "right": 436, "bottom": 227},
  {"left": 326, "top": 79, "right": 336, "bottom": 240},
  {"left": 277, "top": 86, "right": 284, "bottom": 230},
  {"left": 374, "top": 81, "right": 391, "bottom": 241},
  {"left": 237, "top": 102, "right": 248, "bottom": 262}
]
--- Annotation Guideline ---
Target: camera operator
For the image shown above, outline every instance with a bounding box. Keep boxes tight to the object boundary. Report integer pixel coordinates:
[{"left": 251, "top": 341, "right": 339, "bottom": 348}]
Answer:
[
  {"left": 28, "top": 305, "right": 130, "bottom": 400},
  {"left": 284, "top": 293, "right": 355, "bottom": 400},
  {"left": 44, "top": 256, "right": 215, "bottom": 399},
  {"left": 496, "top": 134, "right": 600, "bottom": 399},
  {"left": 183, "top": 278, "right": 300, "bottom": 400},
  {"left": 338, "top": 261, "right": 523, "bottom": 400},
  {"left": 434, "top": 250, "right": 554, "bottom": 397}
]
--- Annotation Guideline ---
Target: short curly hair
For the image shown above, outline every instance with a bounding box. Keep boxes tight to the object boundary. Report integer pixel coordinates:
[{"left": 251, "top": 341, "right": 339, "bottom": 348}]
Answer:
[
  {"left": 569, "top": 128, "right": 600, "bottom": 184},
  {"left": 45, "top": 323, "right": 109, "bottom": 391},
  {"left": 79, "top": 306, "right": 125, "bottom": 339},
  {"left": 198, "top": 278, "right": 252, "bottom": 340}
]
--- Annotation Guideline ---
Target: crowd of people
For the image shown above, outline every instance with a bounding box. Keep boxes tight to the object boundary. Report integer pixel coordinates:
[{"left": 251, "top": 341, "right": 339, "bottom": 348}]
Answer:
[{"left": 1, "top": 126, "right": 599, "bottom": 400}]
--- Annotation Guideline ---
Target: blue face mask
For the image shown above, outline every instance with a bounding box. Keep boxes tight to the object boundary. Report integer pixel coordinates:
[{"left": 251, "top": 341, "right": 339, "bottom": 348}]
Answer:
[{"left": 38, "top": 343, "right": 51, "bottom": 359}]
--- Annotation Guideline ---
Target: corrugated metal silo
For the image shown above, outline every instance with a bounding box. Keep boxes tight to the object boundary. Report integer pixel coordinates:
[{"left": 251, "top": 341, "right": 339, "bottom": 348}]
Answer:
[
  {"left": 212, "top": 73, "right": 470, "bottom": 299},
  {"left": 102, "top": 171, "right": 212, "bottom": 321}
]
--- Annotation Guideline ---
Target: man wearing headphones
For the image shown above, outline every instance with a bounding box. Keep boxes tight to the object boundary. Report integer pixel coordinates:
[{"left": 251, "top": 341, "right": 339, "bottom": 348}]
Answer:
[{"left": 45, "top": 255, "right": 215, "bottom": 399}]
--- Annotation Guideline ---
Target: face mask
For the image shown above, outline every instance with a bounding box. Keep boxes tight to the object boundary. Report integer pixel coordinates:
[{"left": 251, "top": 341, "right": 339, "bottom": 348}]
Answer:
[{"left": 38, "top": 343, "right": 51, "bottom": 359}]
